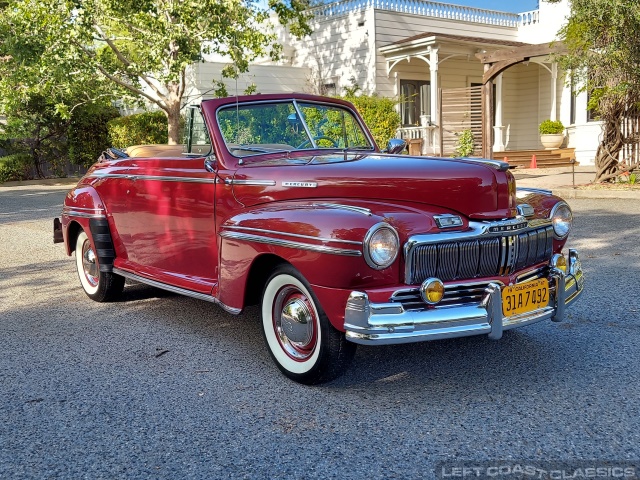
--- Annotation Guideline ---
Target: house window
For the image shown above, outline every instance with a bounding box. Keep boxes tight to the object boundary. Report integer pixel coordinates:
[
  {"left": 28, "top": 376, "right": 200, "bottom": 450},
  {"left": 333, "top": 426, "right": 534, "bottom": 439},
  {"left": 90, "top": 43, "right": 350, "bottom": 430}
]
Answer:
[
  {"left": 400, "top": 80, "right": 430, "bottom": 126},
  {"left": 571, "top": 74, "right": 600, "bottom": 124}
]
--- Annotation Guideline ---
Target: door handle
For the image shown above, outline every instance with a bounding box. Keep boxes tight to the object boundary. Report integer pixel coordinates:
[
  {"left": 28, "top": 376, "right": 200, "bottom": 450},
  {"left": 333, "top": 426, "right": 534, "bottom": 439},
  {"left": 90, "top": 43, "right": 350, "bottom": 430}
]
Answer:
[{"left": 204, "top": 157, "right": 216, "bottom": 173}]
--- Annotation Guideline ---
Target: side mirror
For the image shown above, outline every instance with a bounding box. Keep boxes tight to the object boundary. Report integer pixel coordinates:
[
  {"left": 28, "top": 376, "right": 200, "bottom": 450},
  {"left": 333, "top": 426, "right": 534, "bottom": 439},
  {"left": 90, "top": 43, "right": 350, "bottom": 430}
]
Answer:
[
  {"left": 383, "top": 138, "right": 406, "bottom": 155},
  {"left": 287, "top": 113, "right": 300, "bottom": 126}
]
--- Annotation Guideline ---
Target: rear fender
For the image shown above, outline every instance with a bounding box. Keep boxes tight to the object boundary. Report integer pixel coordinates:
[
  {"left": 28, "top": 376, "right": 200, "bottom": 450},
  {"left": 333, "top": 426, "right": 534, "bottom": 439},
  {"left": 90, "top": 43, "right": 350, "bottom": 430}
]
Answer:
[{"left": 61, "top": 186, "right": 117, "bottom": 271}]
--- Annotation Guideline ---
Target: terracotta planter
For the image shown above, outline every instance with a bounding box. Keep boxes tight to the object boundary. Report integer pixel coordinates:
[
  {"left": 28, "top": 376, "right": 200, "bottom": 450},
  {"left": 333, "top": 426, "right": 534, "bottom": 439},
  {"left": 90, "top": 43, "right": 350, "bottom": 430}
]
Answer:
[{"left": 540, "top": 133, "right": 564, "bottom": 150}]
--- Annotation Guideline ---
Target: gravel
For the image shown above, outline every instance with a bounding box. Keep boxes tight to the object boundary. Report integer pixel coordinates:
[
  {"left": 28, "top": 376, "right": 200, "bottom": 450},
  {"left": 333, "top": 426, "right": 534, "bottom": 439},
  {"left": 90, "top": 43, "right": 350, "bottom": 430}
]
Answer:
[{"left": 1, "top": 184, "right": 638, "bottom": 479}]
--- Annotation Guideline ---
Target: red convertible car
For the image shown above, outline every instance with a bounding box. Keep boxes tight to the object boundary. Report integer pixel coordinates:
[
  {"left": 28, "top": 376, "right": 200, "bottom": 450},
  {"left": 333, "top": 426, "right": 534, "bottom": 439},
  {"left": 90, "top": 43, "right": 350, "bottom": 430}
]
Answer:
[{"left": 55, "top": 93, "right": 584, "bottom": 384}]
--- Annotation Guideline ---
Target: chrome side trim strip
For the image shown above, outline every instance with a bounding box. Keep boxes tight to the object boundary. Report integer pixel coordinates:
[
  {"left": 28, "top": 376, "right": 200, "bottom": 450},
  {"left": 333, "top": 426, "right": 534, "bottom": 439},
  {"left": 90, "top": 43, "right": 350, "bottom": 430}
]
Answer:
[
  {"left": 225, "top": 179, "right": 276, "bottom": 186},
  {"left": 312, "top": 203, "right": 372, "bottom": 216},
  {"left": 62, "top": 210, "right": 107, "bottom": 219},
  {"left": 64, "top": 212, "right": 107, "bottom": 219},
  {"left": 135, "top": 175, "right": 216, "bottom": 184},
  {"left": 219, "top": 231, "right": 362, "bottom": 256},
  {"left": 87, "top": 173, "right": 128, "bottom": 180},
  {"left": 223, "top": 225, "right": 362, "bottom": 245},
  {"left": 62, "top": 206, "right": 104, "bottom": 212},
  {"left": 88, "top": 173, "right": 216, "bottom": 184},
  {"left": 112, "top": 268, "right": 241, "bottom": 314}
]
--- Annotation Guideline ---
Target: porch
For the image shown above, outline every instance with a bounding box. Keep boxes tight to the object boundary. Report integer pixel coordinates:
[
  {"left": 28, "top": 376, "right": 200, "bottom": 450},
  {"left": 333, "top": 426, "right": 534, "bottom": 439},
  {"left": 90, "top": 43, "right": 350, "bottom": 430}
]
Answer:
[
  {"left": 493, "top": 148, "right": 577, "bottom": 168},
  {"left": 383, "top": 34, "right": 564, "bottom": 157}
]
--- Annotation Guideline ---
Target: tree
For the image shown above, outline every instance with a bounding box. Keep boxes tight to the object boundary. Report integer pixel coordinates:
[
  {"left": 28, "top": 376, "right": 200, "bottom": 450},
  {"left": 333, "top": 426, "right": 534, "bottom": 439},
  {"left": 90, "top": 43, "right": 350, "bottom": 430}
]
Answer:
[
  {"left": 547, "top": 0, "right": 640, "bottom": 182},
  {"left": 0, "top": 0, "right": 311, "bottom": 144}
]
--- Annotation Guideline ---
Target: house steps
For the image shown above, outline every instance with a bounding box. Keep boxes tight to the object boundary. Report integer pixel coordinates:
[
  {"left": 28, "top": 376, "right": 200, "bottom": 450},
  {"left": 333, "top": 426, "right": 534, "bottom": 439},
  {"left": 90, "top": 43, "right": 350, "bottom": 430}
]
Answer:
[{"left": 492, "top": 148, "right": 577, "bottom": 168}]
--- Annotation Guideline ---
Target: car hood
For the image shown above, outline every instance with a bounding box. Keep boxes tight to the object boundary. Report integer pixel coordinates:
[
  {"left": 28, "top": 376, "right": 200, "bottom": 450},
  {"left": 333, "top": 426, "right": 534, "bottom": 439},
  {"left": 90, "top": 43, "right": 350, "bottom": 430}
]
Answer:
[{"left": 230, "top": 153, "right": 516, "bottom": 220}]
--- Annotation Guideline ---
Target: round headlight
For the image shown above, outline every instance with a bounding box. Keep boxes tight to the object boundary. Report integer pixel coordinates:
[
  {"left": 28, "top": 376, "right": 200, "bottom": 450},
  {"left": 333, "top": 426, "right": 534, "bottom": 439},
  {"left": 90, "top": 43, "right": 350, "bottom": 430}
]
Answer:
[
  {"left": 551, "top": 202, "right": 573, "bottom": 239},
  {"left": 364, "top": 223, "right": 399, "bottom": 270}
]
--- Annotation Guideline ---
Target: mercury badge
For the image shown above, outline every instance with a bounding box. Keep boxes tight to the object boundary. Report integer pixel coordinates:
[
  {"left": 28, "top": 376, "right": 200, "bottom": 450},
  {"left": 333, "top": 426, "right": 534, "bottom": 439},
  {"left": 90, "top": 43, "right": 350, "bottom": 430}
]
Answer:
[{"left": 282, "top": 181, "right": 317, "bottom": 188}]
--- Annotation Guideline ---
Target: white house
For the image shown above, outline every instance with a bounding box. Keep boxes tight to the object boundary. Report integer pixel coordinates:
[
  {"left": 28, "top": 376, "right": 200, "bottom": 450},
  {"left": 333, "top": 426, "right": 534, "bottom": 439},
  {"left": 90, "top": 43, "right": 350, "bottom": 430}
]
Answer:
[{"left": 189, "top": 0, "right": 600, "bottom": 165}]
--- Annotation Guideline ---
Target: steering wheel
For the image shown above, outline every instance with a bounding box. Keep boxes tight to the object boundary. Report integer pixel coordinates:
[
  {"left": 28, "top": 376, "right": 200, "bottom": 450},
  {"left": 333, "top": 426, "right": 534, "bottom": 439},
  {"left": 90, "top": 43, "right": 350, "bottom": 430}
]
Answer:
[{"left": 296, "top": 136, "right": 338, "bottom": 149}]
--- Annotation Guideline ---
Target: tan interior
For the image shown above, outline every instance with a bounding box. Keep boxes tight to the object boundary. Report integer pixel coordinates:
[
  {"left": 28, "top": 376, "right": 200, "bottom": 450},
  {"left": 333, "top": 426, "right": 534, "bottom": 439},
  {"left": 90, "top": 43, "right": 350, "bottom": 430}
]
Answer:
[{"left": 125, "top": 144, "right": 186, "bottom": 158}]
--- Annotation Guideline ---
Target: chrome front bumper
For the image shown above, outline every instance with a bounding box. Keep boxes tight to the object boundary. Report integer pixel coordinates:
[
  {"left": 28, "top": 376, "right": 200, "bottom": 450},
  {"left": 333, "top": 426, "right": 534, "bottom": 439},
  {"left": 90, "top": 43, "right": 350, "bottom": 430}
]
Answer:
[{"left": 344, "top": 249, "right": 585, "bottom": 345}]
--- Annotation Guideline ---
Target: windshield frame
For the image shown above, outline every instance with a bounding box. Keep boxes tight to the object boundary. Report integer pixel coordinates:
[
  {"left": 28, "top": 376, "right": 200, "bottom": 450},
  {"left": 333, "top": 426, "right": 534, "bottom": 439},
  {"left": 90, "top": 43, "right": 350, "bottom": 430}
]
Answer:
[{"left": 215, "top": 98, "right": 377, "bottom": 159}]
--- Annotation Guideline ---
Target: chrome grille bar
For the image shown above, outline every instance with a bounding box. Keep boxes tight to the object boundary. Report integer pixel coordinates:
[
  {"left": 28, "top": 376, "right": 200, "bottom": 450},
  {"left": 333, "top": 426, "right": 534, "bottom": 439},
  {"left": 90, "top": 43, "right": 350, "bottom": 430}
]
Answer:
[{"left": 405, "top": 224, "right": 554, "bottom": 284}]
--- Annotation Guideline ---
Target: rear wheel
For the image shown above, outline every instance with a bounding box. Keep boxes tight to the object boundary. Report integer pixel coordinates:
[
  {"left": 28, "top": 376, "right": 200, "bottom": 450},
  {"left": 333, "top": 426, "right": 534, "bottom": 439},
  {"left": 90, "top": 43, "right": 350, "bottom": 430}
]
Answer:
[
  {"left": 261, "top": 265, "right": 356, "bottom": 384},
  {"left": 75, "top": 230, "right": 124, "bottom": 302}
]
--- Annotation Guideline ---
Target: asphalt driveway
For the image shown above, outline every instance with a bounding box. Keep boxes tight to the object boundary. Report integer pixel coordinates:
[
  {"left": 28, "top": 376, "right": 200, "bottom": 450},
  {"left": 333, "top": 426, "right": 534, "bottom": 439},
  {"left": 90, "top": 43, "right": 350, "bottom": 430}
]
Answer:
[{"left": 1, "top": 184, "right": 638, "bottom": 479}]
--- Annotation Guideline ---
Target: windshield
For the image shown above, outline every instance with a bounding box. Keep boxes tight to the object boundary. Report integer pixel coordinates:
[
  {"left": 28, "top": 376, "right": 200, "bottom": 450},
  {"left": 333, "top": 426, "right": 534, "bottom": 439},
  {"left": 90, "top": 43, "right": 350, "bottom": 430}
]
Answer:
[{"left": 216, "top": 100, "right": 374, "bottom": 157}]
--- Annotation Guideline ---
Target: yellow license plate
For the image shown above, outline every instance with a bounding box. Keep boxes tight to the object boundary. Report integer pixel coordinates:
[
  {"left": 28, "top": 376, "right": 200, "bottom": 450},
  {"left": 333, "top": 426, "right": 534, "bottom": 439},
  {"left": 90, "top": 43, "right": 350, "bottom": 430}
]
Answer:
[{"left": 502, "top": 279, "right": 549, "bottom": 317}]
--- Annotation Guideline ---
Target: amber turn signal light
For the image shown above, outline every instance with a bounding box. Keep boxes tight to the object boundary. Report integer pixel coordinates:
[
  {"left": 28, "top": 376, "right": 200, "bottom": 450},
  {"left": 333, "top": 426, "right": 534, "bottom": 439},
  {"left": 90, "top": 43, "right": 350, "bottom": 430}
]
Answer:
[{"left": 420, "top": 278, "right": 445, "bottom": 305}]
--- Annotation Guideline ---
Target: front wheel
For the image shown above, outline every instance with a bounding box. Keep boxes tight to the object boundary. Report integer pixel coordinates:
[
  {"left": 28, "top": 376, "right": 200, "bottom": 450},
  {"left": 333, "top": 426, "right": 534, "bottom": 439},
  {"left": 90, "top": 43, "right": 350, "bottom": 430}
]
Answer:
[
  {"left": 75, "top": 230, "right": 124, "bottom": 302},
  {"left": 261, "top": 265, "right": 356, "bottom": 384}
]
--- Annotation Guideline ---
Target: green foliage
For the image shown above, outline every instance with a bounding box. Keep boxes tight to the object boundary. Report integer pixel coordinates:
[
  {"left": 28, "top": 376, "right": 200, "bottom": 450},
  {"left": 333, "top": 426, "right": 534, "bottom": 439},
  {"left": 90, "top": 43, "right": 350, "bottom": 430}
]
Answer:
[
  {"left": 453, "top": 129, "right": 475, "bottom": 157},
  {"left": 68, "top": 104, "right": 121, "bottom": 167},
  {"left": 618, "top": 172, "right": 637, "bottom": 185},
  {"left": 107, "top": 111, "right": 168, "bottom": 149},
  {"left": 0, "top": 153, "right": 31, "bottom": 183},
  {"left": 546, "top": 0, "right": 640, "bottom": 181},
  {"left": 539, "top": 120, "right": 565, "bottom": 135},
  {"left": 0, "top": 0, "right": 311, "bottom": 144},
  {"left": 343, "top": 94, "right": 401, "bottom": 148},
  {"left": 0, "top": 95, "right": 69, "bottom": 177}
]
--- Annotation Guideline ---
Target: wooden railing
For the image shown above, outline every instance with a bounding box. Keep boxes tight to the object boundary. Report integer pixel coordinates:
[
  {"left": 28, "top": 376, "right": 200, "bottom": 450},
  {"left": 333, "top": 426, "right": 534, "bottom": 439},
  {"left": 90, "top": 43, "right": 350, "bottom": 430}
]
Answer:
[{"left": 309, "top": 0, "right": 538, "bottom": 27}]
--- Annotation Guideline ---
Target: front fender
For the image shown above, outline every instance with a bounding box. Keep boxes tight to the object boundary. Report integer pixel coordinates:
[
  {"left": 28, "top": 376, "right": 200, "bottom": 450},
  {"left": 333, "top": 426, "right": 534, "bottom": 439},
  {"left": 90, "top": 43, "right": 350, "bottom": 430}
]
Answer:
[
  {"left": 516, "top": 188, "right": 570, "bottom": 250},
  {"left": 216, "top": 199, "right": 483, "bottom": 313},
  {"left": 216, "top": 200, "right": 410, "bottom": 311}
]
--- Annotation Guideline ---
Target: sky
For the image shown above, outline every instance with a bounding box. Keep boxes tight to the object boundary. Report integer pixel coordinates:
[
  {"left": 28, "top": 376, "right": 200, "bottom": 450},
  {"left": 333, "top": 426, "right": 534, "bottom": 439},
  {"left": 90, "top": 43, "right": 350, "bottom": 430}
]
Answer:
[{"left": 441, "top": 0, "right": 539, "bottom": 13}]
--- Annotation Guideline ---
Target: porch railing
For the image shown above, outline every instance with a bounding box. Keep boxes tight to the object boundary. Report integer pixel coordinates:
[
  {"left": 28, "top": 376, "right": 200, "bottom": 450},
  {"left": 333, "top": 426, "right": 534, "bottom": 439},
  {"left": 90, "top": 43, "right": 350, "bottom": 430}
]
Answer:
[
  {"left": 309, "top": 0, "right": 537, "bottom": 28},
  {"left": 397, "top": 125, "right": 438, "bottom": 155}
]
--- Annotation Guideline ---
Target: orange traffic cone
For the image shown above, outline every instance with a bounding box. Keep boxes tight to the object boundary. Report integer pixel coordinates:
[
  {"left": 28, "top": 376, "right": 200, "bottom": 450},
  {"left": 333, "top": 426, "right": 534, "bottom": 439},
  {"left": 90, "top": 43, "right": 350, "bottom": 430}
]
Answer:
[
  {"left": 503, "top": 156, "right": 509, "bottom": 163},
  {"left": 530, "top": 154, "right": 537, "bottom": 169}
]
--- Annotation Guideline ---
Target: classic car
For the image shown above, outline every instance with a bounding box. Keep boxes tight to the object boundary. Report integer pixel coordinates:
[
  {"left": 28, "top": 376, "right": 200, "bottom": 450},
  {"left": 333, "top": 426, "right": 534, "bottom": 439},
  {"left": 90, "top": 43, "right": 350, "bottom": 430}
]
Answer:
[{"left": 54, "top": 93, "right": 584, "bottom": 384}]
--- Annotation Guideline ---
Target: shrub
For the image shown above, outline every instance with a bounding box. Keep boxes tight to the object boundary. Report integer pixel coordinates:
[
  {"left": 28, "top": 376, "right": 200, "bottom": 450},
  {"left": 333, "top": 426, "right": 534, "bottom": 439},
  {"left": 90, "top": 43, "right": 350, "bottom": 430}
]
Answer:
[
  {"left": 539, "top": 120, "right": 565, "bottom": 135},
  {"left": 0, "top": 154, "right": 32, "bottom": 183},
  {"left": 68, "top": 104, "right": 121, "bottom": 167},
  {"left": 341, "top": 94, "right": 401, "bottom": 148},
  {"left": 107, "top": 111, "right": 168, "bottom": 149},
  {"left": 453, "top": 129, "right": 476, "bottom": 157}
]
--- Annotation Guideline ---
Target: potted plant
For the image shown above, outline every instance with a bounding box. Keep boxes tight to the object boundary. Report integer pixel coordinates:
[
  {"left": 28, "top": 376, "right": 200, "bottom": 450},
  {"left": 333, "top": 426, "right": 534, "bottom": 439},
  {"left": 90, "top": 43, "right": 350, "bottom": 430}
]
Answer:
[{"left": 539, "top": 120, "right": 565, "bottom": 149}]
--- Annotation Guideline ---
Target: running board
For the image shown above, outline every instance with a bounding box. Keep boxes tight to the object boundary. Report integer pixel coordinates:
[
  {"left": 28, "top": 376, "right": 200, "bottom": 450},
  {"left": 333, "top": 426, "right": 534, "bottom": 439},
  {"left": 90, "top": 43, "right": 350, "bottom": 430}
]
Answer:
[{"left": 112, "top": 267, "right": 241, "bottom": 314}]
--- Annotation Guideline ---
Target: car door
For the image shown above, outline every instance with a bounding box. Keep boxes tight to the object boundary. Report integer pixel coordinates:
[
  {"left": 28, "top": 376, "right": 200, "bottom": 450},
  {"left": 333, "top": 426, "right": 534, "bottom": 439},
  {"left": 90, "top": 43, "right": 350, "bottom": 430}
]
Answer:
[{"left": 121, "top": 109, "right": 220, "bottom": 294}]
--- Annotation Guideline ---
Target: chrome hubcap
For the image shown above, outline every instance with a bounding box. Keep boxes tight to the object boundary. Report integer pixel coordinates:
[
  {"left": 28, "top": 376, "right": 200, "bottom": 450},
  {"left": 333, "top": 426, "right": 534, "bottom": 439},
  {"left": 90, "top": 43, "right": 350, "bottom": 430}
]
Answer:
[
  {"left": 273, "top": 286, "right": 317, "bottom": 361},
  {"left": 82, "top": 240, "right": 99, "bottom": 287}
]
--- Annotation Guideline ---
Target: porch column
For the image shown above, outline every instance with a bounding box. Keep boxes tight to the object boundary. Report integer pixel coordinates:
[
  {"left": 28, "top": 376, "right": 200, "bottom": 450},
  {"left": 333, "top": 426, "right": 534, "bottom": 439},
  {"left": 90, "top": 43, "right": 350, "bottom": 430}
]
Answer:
[
  {"left": 493, "top": 73, "right": 505, "bottom": 151},
  {"left": 550, "top": 62, "right": 558, "bottom": 120},
  {"left": 429, "top": 47, "right": 439, "bottom": 154},
  {"left": 481, "top": 63, "right": 494, "bottom": 159}
]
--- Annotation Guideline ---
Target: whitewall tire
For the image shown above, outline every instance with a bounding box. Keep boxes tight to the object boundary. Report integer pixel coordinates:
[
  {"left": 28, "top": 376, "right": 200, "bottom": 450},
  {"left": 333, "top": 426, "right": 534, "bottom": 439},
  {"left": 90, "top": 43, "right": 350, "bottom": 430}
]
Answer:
[
  {"left": 74, "top": 230, "right": 124, "bottom": 302},
  {"left": 261, "top": 265, "right": 355, "bottom": 384}
]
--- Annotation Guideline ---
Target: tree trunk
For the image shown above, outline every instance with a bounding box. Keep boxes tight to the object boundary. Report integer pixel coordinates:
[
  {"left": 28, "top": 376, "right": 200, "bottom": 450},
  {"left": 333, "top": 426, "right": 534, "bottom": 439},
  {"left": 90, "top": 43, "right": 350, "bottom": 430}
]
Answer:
[
  {"left": 166, "top": 102, "right": 181, "bottom": 145},
  {"left": 594, "top": 116, "right": 623, "bottom": 183}
]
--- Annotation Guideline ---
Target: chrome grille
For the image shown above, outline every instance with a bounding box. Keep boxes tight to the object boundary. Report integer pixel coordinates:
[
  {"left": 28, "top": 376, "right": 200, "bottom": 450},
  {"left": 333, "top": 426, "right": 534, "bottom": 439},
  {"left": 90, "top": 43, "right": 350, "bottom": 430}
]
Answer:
[
  {"left": 406, "top": 225, "right": 554, "bottom": 284},
  {"left": 391, "top": 282, "right": 495, "bottom": 310}
]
